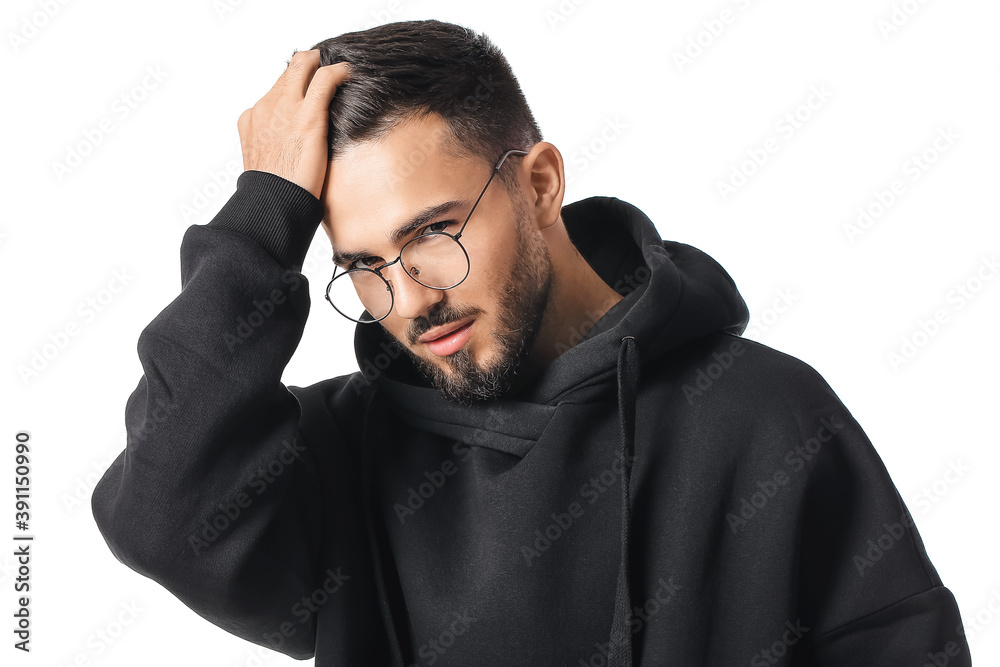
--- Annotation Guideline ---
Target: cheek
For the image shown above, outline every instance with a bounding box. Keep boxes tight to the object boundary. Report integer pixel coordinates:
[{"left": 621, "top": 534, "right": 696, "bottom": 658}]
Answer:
[
  {"left": 460, "top": 235, "right": 517, "bottom": 306},
  {"left": 464, "top": 225, "right": 518, "bottom": 282}
]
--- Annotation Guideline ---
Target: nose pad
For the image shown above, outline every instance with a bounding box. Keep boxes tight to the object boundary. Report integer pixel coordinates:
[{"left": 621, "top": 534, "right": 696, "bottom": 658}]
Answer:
[{"left": 384, "top": 261, "right": 442, "bottom": 320}]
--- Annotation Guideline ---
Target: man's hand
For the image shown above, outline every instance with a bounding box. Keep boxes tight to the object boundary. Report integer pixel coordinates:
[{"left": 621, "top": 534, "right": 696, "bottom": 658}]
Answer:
[{"left": 238, "top": 49, "right": 351, "bottom": 200}]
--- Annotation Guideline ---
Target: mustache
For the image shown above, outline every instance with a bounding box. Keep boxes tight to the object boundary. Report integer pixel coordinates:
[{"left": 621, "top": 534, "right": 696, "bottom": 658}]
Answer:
[{"left": 408, "top": 305, "right": 483, "bottom": 344}]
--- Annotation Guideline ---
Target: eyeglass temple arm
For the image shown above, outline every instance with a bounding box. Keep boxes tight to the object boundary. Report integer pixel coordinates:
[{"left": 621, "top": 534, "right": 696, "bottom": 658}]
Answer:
[
  {"left": 329, "top": 148, "right": 531, "bottom": 262},
  {"left": 454, "top": 149, "right": 530, "bottom": 241},
  {"left": 494, "top": 148, "right": 529, "bottom": 171}
]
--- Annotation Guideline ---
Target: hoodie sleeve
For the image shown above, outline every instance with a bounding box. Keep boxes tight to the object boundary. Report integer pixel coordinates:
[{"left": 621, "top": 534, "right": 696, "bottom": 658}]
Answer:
[
  {"left": 786, "top": 365, "right": 973, "bottom": 666},
  {"left": 91, "top": 170, "right": 332, "bottom": 660}
]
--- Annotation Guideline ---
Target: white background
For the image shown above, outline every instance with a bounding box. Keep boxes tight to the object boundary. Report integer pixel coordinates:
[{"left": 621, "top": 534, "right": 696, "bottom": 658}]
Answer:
[{"left": 2, "top": 0, "right": 998, "bottom": 664}]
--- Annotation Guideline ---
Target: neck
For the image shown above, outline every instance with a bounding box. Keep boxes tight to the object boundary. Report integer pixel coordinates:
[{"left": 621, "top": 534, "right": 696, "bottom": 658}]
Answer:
[{"left": 512, "top": 218, "right": 624, "bottom": 390}]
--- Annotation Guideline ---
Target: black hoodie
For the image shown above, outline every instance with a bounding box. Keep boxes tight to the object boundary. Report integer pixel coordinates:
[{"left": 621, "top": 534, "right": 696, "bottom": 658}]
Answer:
[{"left": 92, "top": 170, "right": 972, "bottom": 666}]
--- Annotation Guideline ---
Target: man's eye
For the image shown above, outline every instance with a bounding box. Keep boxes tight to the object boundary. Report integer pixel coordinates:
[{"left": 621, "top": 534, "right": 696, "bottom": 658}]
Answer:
[
  {"left": 345, "top": 221, "right": 455, "bottom": 271},
  {"left": 420, "top": 220, "right": 455, "bottom": 235},
  {"left": 350, "top": 257, "right": 383, "bottom": 271}
]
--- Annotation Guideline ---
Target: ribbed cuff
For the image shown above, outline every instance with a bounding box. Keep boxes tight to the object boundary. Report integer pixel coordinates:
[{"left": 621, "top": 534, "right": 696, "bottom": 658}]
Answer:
[{"left": 206, "top": 170, "right": 324, "bottom": 272}]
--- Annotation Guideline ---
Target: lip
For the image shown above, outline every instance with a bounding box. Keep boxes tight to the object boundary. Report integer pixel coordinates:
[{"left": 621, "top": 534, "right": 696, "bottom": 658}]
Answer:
[
  {"left": 423, "top": 320, "right": 475, "bottom": 357},
  {"left": 418, "top": 317, "right": 476, "bottom": 343}
]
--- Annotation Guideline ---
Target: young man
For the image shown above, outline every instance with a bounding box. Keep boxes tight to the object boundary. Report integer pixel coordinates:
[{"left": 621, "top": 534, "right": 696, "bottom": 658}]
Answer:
[{"left": 91, "top": 19, "right": 971, "bottom": 667}]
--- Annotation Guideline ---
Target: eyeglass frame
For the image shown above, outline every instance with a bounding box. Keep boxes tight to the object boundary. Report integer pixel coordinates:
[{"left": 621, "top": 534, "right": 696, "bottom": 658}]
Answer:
[{"left": 324, "top": 147, "right": 530, "bottom": 324}]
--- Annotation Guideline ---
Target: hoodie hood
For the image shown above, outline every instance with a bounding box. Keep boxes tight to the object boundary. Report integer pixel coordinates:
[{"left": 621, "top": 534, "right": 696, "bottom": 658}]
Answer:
[
  {"left": 353, "top": 195, "right": 748, "bottom": 666},
  {"left": 354, "top": 195, "right": 749, "bottom": 405}
]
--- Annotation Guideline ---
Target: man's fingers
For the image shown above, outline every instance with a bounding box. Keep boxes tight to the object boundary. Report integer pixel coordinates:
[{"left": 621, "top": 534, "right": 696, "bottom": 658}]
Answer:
[
  {"left": 274, "top": 48, "right": 322, "bottom": 98},
  {"left": 303, "top": 62, "right": 352, "bottom": 115},
  {"left": 238, "top": 50, "right": 347, "bottom": 198}
]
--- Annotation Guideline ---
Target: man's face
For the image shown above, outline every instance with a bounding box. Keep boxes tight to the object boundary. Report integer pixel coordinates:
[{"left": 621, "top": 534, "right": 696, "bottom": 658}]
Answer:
[{"left": 320, "top": 113, "right": 553, "bottom": 405}]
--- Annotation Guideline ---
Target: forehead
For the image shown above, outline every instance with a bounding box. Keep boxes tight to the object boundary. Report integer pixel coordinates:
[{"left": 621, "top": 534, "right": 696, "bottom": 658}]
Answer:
[{"left": 322, "top": 114, "right": 487, "bottom": 254}]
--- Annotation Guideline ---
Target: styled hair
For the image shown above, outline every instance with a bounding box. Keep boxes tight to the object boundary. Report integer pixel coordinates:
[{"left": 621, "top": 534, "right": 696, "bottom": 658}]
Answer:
[{"left": 307, "top": 20, "right": 542, "bottom": 194}]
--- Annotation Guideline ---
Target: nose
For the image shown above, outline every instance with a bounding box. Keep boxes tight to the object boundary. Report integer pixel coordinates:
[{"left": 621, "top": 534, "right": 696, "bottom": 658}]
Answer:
[{"left": 384, "top": 261, "right": 444, "bottom": 320}]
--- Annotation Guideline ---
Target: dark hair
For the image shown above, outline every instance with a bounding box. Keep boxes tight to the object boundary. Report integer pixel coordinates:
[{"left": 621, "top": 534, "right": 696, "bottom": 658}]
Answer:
[{"left": 307, "top": 20, "right": 542, "bottom": 195}]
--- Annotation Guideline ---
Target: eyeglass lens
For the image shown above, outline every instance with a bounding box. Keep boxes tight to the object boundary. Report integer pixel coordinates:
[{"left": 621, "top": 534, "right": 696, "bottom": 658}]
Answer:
[{"left": 327, "top": 232, "right": 470, "bottom": 322}]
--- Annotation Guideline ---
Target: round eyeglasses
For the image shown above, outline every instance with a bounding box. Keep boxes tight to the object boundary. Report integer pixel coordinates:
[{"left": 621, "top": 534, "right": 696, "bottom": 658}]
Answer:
[{"left": 325, "top": 148, "right": 529, "bottom": 324}]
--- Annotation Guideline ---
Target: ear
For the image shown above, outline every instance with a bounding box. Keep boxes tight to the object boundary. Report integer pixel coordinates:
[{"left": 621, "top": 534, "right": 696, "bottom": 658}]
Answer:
[{"left": 520, "top": 142, "right": 565, "bottom": 232}]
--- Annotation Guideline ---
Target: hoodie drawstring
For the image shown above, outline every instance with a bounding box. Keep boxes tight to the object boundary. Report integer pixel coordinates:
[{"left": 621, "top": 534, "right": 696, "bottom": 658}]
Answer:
[{"left": 609, "top": 335, "right": 639, "bottom": 667}]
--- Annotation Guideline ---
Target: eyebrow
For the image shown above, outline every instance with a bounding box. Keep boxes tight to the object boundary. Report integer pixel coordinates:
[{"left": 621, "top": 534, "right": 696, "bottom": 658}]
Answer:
[{"left": 332, "top": 199, "right": 470, "bottom": 268}]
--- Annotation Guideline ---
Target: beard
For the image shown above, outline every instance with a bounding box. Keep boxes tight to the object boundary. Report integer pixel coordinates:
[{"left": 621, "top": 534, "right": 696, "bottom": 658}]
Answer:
[{"left": 398, "top": 190, "right": 553, "bottom": 406}]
